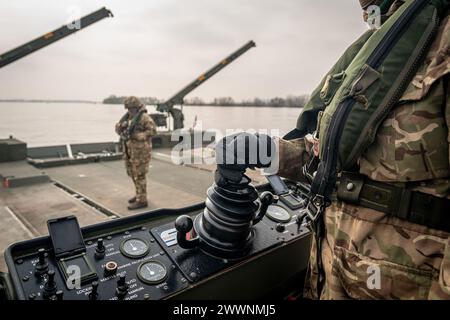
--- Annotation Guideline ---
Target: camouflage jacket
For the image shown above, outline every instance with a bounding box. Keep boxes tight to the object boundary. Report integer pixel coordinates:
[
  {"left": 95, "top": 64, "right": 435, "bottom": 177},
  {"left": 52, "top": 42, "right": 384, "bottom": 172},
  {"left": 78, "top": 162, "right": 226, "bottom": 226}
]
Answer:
[
  {"left": 359, "top": 13, "right": 450, "bottom": 198},
  {"left": 115, "top": 109, "right": 157, "bottom": 159},
  {"left": 278, "top": 5, "right": 450, "bottom": 301},
  {"left": 279, "top": 13, "right": 450, "bottom": 198}
]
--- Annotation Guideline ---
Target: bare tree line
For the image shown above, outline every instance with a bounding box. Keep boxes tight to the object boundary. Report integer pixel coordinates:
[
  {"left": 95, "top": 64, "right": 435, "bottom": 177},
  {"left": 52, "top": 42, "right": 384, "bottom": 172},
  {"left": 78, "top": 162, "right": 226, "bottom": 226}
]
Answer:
[{"left": 103, "top": 95, "right": 309, "bottom": 108}]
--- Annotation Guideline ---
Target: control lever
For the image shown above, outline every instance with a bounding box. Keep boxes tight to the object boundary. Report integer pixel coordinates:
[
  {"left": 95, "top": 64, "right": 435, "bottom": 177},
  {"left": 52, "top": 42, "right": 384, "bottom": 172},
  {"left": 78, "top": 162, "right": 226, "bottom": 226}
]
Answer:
[
  {"left": 34, "top": 248, "right": 48, "bottom": 276},
  {"left": 89, "top": 281, "right": 99, "bottom": 300},
  {"left": 175, "top": 216, "right": 200, "bottom": 249},
  {"left": 43, "top": 270, "right": 57, "bottom": 299},
  {"left": 253, "top": 191, "right": 276, "bottom": 225},
  {"left": 95, "top": 238, "right": 105, "bottom": 259},
  {"left": 116, "top": 274, "right": 128, "bottom": 300}
]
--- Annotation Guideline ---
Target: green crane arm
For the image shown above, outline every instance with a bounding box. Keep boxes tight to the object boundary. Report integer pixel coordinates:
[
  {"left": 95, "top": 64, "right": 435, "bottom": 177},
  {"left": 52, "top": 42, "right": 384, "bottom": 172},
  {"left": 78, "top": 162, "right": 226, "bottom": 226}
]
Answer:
[
  {"left": 0, "top": 7, "right": 113, "bottom": 69},
  {"left": 156, "top": 40, "right": 256, "bottom": 114}
]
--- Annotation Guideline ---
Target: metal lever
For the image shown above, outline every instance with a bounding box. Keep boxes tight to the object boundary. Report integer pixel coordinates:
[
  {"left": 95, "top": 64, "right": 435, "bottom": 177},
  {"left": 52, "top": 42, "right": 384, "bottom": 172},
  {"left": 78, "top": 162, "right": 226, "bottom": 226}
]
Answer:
[
  {"left": 174, "top": 215, "right": 200, "bottom": 249},
  {"left": 253, "top": 191, "right": 276, "bottom": 225}
]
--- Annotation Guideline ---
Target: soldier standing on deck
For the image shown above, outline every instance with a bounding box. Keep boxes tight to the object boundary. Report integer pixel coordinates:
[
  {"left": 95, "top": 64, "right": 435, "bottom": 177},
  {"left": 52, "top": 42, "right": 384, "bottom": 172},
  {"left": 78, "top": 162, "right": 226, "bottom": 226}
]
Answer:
[{"left": 115, "top": 96, "right": 157, "bottom": 210}]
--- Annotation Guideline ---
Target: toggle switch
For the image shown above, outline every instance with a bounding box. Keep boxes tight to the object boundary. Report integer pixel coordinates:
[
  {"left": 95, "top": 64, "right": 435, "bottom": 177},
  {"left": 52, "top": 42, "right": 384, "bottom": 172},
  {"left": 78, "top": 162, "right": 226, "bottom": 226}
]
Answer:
[
  {"left": 115, "top": 274, "right": 128, "bottom": 300},
  {"left": 34, "top": 248, "right": 48, "bottom": 276},
  {"left": 43, "top": 270, "right": 57, "bottom": 299},
  {"left": 89, "top": 281, "right": 99, "bottom": 300},
  {"left": 95, "top": 238, "right": 106, "bottom": 259}
]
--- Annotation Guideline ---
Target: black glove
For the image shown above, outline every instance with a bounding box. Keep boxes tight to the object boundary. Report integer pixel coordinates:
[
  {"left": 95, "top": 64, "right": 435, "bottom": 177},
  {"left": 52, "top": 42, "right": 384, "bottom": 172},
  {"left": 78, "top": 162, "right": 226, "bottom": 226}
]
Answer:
[{"left": 215, "top": 132, "right": 276, "bottom": 186}]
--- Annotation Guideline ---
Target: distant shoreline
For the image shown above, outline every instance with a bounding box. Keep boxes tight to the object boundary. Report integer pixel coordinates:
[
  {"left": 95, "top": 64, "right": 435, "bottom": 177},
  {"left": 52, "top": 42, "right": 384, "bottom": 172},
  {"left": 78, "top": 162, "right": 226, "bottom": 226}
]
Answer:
[
  {"left": 0, "top": 100, "right": 302, "bottom": 108},
  {"left": 0, "top": 99, "right": 98, "bottom": 104}
]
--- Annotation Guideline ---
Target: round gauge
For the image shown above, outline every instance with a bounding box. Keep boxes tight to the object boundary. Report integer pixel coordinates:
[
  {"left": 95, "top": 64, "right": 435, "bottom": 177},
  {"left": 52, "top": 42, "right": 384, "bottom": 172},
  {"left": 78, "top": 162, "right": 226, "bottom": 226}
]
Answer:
[
  {"left": 137, "top": 261, "right": 168, "bottom": 284},
  {"left": 120, "top": 238, "right": 149, "bottom": 258},
  {"left": 266, "top": 204, "right": 291, "bottom": 223}
]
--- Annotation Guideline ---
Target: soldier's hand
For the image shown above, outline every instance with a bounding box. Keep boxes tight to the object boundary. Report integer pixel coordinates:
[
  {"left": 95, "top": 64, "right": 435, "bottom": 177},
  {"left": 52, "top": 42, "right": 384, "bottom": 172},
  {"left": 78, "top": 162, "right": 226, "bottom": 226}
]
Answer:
[
  {"left": 115, "top": 123, "right": 121, "bottom": 135},
  {"left": 214, "top": 132, "right": 277, "bottom": 186},
  {"left": 115, "top": 121, "right": 128, "bottom": 135},
  {"left": 215, "top": 132, "right": 276, "bottom": 170}
]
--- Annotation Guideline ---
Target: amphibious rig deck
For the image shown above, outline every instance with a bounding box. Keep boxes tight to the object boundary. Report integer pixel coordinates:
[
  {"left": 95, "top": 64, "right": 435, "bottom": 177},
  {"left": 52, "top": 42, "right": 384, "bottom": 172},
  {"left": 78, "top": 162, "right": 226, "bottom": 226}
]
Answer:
[
  {"left": 0, "top": 136, "right": 267, "bottom": 272},
  {"left": 0, "top": 137, "right": 312, "bottom": 300}
]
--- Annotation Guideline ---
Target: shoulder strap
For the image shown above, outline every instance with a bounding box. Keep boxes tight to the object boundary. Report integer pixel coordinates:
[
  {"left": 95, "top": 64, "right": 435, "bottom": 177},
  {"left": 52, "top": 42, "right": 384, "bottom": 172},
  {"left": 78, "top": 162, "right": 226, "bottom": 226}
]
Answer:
[
  {"left": 310, "top": 0, "right": 444, "bottom": 212},
  {"left": 126, "top": 110, "right": 145, "bottom": 136},
  {"left": 284, "top": 30, "right": 374, "bottom": 141}
]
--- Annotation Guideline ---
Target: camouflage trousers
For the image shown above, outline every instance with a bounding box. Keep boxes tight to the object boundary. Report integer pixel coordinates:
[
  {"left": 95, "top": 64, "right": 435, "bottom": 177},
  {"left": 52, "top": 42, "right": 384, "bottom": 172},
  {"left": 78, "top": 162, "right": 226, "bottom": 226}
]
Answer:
[
  {"left": 304, "top": 200, "right": 450, "bottom": 299},
  {"left": 124, "top": 141, "right": 152, "bottom": 203}
]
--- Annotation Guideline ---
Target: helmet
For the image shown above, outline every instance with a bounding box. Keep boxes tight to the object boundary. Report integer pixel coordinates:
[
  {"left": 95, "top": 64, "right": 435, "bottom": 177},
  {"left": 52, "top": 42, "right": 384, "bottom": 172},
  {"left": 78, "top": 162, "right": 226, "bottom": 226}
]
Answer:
[
  {"left": 359, "top": 0, "right": 382, "bottom": 9},
  {"left": 124, "top": 96, "right": 143, "bottom": 109}
]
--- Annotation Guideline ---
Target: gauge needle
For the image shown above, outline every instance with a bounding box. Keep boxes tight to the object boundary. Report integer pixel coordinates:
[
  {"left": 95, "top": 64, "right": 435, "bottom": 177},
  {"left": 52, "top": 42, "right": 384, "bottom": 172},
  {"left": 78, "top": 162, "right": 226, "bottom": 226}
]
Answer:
[
  {"left": 130, "top": 243, "right": 137, "bottom": 251},
  {"left": 146, "top": 265, "right": 155, "bottom": 275}
]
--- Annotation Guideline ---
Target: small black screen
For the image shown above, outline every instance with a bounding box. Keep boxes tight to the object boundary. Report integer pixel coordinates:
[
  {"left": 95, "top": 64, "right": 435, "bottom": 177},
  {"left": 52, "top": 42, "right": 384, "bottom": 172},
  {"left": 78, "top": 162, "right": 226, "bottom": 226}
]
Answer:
[{"left": 266, "top": 175, "right": 290, "bottom": 195}]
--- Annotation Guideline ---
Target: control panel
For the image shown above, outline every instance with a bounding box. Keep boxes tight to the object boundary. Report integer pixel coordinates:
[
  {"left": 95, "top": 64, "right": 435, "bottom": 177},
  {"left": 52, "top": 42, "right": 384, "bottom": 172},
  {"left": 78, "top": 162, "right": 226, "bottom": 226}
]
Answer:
[{"left": 4, "top": 182, "right": 312, "bottom": 300}]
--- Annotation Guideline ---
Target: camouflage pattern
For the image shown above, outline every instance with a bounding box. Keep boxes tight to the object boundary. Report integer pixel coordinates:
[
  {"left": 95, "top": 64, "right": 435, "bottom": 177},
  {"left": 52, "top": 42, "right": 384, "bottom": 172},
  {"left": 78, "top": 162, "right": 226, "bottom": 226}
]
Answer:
[
  {"left": 123, "top": 96, "right": 144, "bottom": 109},
  {"left": 304, "top": 202, "right": 450, "bottom": 299},
  {"left": 278, "top": 10, "right": 450, "bottom": 300},
  {"left": 359, "top": 14, "right": 450, "bottom": 192},
  {"left": 116, "top": 99, "right": 157, "bottom": 204},
  {"left": 125, "top": 136, "right": 152, "bottom": 203}
]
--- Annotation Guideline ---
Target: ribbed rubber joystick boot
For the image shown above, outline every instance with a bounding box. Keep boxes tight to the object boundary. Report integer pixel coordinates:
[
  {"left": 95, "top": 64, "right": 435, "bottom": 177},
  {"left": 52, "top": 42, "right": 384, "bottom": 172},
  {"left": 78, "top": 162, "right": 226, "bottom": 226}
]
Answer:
[{"left": 193, "top": 176, "right": 260, "bottom": 259}]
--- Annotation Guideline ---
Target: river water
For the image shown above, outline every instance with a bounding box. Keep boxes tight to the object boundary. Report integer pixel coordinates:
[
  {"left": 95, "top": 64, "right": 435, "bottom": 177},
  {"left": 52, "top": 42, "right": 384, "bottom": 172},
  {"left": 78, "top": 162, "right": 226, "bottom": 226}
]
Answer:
[{"left": 0, "top": 102, "right": 302, "bottom": 146}]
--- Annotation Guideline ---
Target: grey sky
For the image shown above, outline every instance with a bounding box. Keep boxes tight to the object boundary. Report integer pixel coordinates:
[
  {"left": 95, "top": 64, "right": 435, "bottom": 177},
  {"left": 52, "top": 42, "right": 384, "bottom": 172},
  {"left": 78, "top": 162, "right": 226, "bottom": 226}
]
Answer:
[{"left": 0, "top": 0, "right": 367, "bottom": 101}]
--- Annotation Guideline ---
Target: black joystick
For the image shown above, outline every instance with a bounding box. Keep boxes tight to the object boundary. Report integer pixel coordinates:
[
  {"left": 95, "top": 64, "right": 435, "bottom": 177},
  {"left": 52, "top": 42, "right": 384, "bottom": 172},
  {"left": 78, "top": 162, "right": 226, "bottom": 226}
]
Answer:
[
  {"left": 116, "top": 274, "right": 128, "bottom": 300},
  {"left": 176, "top": 176, "right": 274, "bottom": 258},
  {"left": 34, "top": 248, "right": 48, "bottom": 276},
  {"left": 95, "top": 238, "right": 106, "bottom": 259},
  {"left": 43, "top": 270, "right": 57, "bottom": 299},
  {"left": 175, "top": 133, "right": 276, "bottom": 259},
  {"left": 89, "top": 281, "right": 99, "bottom": 300}
]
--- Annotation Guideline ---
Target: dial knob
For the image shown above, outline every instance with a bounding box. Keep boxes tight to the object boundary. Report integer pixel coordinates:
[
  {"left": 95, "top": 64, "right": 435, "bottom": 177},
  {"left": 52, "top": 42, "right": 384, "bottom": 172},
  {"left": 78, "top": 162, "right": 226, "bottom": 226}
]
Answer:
[
  {"left": 275, "top": 223, "right": 285, "bottom": 233},
  {"left": 104, "top": 261, "right": 118, "bottom": 277}
]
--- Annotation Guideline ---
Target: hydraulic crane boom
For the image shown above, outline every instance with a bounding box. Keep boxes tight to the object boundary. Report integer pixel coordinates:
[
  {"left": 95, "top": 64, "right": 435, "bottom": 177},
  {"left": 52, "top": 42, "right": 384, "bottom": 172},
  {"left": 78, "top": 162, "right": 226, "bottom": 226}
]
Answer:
[
  {"left": 154, "top": 40, "right": 256, "bottom": 130},
  {"left": 0, "top": 7, "right": 113, "bottom": 69}
]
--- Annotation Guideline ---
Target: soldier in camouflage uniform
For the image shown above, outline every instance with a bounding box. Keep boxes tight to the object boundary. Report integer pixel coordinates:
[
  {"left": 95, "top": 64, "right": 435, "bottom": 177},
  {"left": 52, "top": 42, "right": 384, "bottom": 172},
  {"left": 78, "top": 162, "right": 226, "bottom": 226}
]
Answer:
[
  {"left": 276, "top": 0, "right": 450, "bottom": 299},
  {"left": 115, "top": 96, "right": 157, "bottom": 210}
]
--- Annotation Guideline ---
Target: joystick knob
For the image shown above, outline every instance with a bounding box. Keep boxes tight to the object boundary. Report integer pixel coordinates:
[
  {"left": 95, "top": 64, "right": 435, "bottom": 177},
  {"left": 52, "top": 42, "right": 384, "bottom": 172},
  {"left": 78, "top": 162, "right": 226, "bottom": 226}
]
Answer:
[
  {"left": 175, "top": 215, "right": 193, "bottom": 233},
  {"left": 175, "top": 215, "right": 200, "bottom": 249},
  {"left": 34, "top": 248, "right": 48, "bottom": 276},
  {"left": 115, "top": 274, "right": 128, "bottom": 300},
  {"left": 43, "top": 270, "right": 57, "bottom": 299},
  {"left": 95, "top": 238, "right": 106, "bottom": 259}
]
